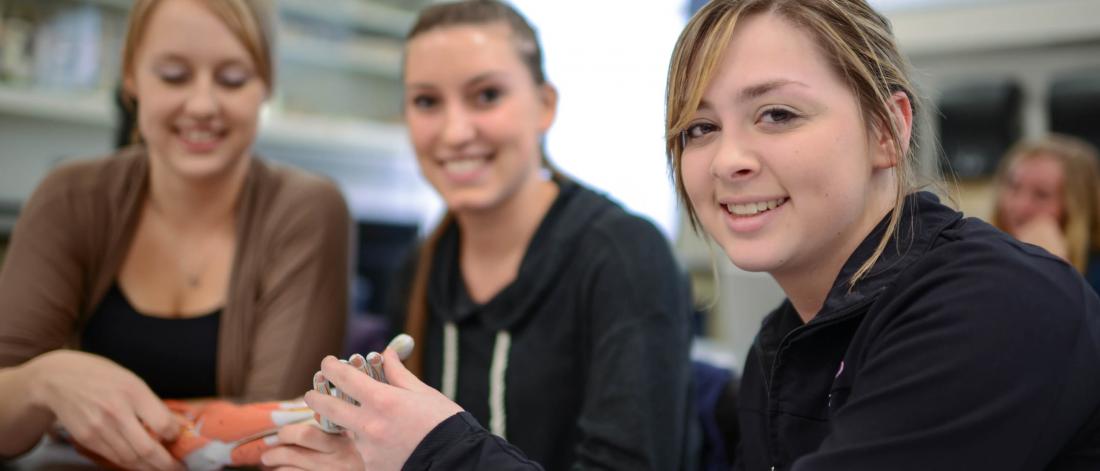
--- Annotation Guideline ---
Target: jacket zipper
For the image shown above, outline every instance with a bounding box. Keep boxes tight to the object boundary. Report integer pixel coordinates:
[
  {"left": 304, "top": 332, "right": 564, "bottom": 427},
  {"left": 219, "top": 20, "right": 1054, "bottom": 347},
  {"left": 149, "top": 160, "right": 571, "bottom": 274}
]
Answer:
[{"left": 759, "top": 297, "right": 877, "bottom": 470}]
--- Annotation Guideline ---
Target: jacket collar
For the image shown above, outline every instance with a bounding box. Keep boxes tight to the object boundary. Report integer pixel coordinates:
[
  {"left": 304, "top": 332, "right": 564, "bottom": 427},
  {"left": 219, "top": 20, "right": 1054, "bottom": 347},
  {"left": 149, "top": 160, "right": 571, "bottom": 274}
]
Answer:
[{"left": 759, "top": 191, "right": 964, "bottom": 340}]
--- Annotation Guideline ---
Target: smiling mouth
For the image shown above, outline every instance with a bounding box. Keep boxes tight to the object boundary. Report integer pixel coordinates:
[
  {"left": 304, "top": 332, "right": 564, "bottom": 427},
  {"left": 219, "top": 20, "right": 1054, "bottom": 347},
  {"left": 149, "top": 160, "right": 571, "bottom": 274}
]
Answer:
[
  {"left": 176, "top": 127, "right": 227, "bottom": 149},
  {"left": 724, "top": 197, "right": 788, "bottom": 216},
  {"left": 440, "top": 154, "right": 493, "bottom": 176}
]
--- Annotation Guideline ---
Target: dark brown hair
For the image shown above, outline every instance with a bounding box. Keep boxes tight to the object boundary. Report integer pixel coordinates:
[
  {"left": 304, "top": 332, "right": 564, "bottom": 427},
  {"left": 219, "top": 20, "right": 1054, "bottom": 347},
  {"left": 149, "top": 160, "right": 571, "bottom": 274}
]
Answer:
[{"left": 401, "top": 0, "right": 559, "bottom": 376}]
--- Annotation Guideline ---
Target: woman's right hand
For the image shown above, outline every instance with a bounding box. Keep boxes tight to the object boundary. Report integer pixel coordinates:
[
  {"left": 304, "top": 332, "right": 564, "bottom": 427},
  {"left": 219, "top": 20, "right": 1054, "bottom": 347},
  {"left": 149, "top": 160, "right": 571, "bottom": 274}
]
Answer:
[{"left": 26, "top": 350, "right": 184, "bottom": 471}]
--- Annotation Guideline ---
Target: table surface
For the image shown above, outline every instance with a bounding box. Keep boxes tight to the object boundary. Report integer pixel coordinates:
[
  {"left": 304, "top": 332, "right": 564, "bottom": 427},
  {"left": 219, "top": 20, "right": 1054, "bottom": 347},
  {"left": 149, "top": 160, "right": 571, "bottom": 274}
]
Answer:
[{"left": 1, "top": 438, "right": 99, "bottom": 471}]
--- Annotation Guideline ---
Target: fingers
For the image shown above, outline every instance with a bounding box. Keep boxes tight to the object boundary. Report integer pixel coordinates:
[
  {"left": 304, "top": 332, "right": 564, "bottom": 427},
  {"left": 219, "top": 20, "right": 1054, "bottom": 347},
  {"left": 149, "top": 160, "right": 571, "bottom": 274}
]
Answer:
[
  {"left": 261, "top": 444, "right": 326, "bottom": 470},
  {"left": 380, "top": 347, "right": 428, "bottom": 393},
  {"left": 304, "top": 389, "right": 361, "bottom": 433},
  {"left": 115, "top": 409, "right": 183, "bottom": 471},
  {"left": 262, "top": 441, "right": 363, "bottom": 471},
  {"left": 72, "top": 432, "right": 132, "bottom": 471},
  {"left": 319, "top": 356, "right": 380, "bottom": 408},
  {"left": 387, "top": 334, "right": 415, "bottom": 361},
  {"left": 276, "top": 422, "right": 340, "bottom": 454},
  {"left": 131, "top": 388, "right": 180, "bottom": 442}
]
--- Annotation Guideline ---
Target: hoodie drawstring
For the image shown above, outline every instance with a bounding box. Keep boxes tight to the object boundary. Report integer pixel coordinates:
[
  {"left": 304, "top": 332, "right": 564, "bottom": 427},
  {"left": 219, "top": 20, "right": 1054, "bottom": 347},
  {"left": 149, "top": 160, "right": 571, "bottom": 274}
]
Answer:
[
  {"left": 440, "top": 323, "right": 512, "bottom": 439},
  {"left": 442, "top": 322, "right": 458, "bottom": 401},
  {"left": 489, "top": 330, "right": 511, "bottom": 438}
]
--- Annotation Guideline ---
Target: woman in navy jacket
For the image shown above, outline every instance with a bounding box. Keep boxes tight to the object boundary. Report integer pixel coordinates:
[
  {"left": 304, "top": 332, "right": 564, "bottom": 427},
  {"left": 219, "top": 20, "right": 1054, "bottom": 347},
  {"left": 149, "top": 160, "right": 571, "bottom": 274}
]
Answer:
[{"left": 663, "top": 1, "right": 1100, "bottom": 469}]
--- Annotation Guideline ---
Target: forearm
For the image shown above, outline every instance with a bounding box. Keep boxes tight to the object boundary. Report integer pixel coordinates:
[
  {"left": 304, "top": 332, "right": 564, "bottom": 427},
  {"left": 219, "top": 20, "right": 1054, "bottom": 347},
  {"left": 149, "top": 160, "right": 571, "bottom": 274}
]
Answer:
[{"left": 0, "top": 360, "right": 56, "bottom": 458}]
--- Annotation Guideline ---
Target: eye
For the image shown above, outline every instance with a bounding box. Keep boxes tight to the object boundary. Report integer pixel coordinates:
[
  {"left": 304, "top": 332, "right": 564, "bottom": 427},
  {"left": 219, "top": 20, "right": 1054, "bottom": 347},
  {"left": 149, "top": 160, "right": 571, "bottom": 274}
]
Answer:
[
  {"left": 684, "top": 122, "right": 718, "bottom": 141},
  {"left": 411, "top": 94, "right": 439, "bottom": 110},
  {"left": 474, "top": 87, "right": 502, "bottom": 106},
  {"left": 758, "top": 106, "right": 800, "bottom": 125},
  {"left": 216, "top": 65, "right": 253, "bottom": 88},
  {"left": 155, "top": 62, "right": 190, "bottom": 84}
]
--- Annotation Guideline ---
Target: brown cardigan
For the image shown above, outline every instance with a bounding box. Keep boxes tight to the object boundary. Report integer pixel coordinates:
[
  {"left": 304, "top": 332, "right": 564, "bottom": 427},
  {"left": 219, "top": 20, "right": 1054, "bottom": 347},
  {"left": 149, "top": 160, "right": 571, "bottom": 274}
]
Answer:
[{"left": 0, "top": 146, "right": 351, "bottom": 401}]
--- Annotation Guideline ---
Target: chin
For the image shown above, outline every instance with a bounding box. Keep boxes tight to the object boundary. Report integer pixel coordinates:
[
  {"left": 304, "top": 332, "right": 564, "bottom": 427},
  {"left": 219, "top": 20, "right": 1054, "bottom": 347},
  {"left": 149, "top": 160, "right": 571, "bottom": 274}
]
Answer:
[
  {"left": 443, "top": 190, "right": 504, "bottom": 214},
  {"left": 167, "top": 153, "right": 244, "bottom": 181}
]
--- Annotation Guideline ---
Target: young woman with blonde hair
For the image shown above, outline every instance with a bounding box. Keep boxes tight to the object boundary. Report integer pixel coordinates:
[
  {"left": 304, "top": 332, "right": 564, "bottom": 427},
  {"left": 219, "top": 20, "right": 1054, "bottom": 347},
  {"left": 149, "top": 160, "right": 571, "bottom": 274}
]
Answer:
[
  {"left": 993, "top": 134, "right": 1100, "bottom": 293},
  {"left": 665, "top": 1, "right": 1100, "bottom": 469},
  {"left": 0, "top": 1, "right": 350, "bottom": 468}
]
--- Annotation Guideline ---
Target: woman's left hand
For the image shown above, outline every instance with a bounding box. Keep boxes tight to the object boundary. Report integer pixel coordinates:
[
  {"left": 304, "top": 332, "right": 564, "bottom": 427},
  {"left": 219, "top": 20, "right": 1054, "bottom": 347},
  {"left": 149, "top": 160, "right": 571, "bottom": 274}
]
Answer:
[
  {"left": 304, "top": 349, "right": 464, "bottom": 471},
  {"left": 260, "top": 422, "right": 362, "bottom": 471}
]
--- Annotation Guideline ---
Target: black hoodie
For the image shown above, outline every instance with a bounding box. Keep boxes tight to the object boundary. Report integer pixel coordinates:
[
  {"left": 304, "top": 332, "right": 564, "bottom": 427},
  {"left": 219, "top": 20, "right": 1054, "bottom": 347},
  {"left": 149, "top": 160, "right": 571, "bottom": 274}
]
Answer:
[{"left": 392, "top": 179, "right": 698, "bottom": 470}]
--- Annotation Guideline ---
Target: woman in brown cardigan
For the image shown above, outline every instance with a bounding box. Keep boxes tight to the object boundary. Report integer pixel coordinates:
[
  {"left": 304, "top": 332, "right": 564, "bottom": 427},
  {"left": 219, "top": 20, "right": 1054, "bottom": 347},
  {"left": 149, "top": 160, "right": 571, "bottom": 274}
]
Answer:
[{"left": 0, "top": 1, "right": 350, "bottom": 469}]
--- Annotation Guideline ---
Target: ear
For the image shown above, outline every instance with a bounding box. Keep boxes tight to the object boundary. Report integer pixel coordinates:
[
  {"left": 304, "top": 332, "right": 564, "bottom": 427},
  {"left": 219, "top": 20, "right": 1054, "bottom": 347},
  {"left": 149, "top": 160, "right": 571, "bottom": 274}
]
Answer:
[
  {"left": 872, "top": 91, "right": 913, "bottom": 170},
  {"left": 536, "top": 82, "right": 558, "bottom": 134},
  {"left": 122, "top": 73, "right": 138, "bottom": 105}
]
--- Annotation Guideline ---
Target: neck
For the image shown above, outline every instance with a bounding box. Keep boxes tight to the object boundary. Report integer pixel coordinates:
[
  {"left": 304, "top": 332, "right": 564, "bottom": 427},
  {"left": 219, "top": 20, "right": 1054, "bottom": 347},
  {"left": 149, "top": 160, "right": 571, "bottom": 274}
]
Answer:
[
  {"left": 774, "top": 170, "right": 897, "bottom": 324},
  {"left": 146, "top": 157, "right": 250, "bottom": 231},
  {"left": 455, "top": 176, "right": 559, "bottom": 264}
]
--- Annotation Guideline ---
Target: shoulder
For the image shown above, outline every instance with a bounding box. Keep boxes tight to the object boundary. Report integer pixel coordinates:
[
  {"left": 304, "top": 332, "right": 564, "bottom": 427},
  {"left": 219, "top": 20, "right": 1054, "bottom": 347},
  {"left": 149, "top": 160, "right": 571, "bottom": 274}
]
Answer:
[
  {"left": 559, "top": 184, "right": 683, "bottom": 283},
  {"left": 23, "top": 148, "right": 144, "bottom": 218},
  {"left": 923, "top": 216, "right": 1083, "bottom": 299},
  {"left": 570, "top": 185, "right": 672, "bottom": 256},
  {"left": 876, "top": 214, "right": 1096, "bottom": 345},
  {"left": 252, "top": 159, "right": 350, "bottom": 230}
]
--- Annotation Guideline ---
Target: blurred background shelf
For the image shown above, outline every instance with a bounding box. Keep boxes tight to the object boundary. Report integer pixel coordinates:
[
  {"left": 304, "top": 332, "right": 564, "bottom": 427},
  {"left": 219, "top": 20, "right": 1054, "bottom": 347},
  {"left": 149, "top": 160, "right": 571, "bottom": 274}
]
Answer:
[
  {"left": 279, "top": 0, "right": 415, "bottom": 39},
  {"left": 280, "top": 34, "right": 402, "bottom": 79},
  {"left": 0, "top": 85, "right": 113, "bottom": 127}
]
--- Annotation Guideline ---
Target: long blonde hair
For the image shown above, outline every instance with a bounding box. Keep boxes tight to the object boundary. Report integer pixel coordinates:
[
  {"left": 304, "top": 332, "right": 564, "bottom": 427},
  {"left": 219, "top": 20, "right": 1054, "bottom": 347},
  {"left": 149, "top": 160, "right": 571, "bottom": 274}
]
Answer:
[
  {"left": 665, "top": 0, "right": 923, "bottom": 287},
  {"left": 993, "top": 134, "right": 1100, "bottom": 273}
]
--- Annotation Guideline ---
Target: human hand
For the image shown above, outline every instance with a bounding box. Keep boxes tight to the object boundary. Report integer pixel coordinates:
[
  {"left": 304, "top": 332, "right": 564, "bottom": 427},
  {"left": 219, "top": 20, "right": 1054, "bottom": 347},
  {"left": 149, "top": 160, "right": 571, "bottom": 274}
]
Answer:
[
  {"left": 1015, "top": 215, "right": 1069, "bottom": 260},
  {"left": 260, "top": 421, "right": 363, "bottom": 471},
  {"left": 27, "top": 350, "right": 183, "bottom": 471},
  {"left": 304, "top": 348, "right": 463, "bottom": 471}
]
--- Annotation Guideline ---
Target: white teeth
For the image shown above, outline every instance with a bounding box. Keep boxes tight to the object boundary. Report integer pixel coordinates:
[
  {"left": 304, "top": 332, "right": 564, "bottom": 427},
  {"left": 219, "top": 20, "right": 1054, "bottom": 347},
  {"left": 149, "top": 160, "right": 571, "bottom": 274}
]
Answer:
[
  {"left": 442, "top": 158, "right": 486, "bottom": 175},
  {"left": 183, "top": 130, "right": 217, "bottom": 143},
  {"left": 726, "top": 198, "right": 787, "bottom": 216}
]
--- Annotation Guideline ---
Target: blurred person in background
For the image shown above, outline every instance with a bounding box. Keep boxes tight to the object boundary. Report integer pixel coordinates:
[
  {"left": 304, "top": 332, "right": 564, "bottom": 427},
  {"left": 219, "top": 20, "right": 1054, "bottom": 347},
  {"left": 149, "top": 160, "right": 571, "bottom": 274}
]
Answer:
[
  {"left": 992, "top": 133, "right": 1100, "bottom": 294},
  {"left": 262, "top": 1, "right": 697, "bottom": 470},
  {"left": 0, "top": 0, "right": 350, "bottom": 469}
]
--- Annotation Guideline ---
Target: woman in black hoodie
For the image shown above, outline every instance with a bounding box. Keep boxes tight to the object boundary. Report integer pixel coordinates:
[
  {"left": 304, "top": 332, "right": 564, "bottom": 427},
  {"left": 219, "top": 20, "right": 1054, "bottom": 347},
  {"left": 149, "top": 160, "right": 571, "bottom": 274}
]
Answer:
[{"left": 261, "top": 1, "right": 697, "bottom": 470}]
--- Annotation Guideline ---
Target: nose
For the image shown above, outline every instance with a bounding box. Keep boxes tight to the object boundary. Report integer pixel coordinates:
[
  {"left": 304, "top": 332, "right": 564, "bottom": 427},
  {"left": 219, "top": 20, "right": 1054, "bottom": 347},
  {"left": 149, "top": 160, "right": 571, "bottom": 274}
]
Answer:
[
  {"left": 441, "top": 105, "right": 476, "bottom": 147},
  {"left": 710, "top": 132, "right": 759, "bottom": 181},
  {"left": 183, "top": 76, "right": 219, "bottom": 119}
]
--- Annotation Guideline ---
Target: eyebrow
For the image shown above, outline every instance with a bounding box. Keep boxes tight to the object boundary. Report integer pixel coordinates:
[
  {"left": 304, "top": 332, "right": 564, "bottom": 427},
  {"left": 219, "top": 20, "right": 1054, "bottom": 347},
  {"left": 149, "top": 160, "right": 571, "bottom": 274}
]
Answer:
[
  {"left": 698, "top": 79, "right": 810, "bottom": 110},
  {"left": 407, "top": 71, "right": 505, "bottom": 90}
]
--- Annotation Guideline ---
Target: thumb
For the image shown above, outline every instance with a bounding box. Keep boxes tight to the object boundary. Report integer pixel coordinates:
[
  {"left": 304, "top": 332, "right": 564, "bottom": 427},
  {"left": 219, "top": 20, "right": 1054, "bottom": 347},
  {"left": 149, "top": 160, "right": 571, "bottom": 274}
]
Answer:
[{"left": 381, "top": 347, "right": 430, "bottom": 393}]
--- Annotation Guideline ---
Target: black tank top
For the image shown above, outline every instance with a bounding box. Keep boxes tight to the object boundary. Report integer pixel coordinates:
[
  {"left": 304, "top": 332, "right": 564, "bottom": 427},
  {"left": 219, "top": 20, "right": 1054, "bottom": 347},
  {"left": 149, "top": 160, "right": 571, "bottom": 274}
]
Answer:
[{"left": 81, "top": 283, "right": 220, "bottom": 399}]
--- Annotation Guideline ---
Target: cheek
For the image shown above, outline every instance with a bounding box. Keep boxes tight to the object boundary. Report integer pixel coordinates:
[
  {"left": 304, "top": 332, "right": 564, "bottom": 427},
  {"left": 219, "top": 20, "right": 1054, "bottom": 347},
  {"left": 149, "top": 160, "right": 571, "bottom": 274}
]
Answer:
[
  {"left": 224, "top": 89, "right": 265, "bottom": 123},
  {"left": 405, "top": 115, "right": 439, "bottom": 153},
  {"left": 681, "top": 157, "right": 712, "bottom": 206}
]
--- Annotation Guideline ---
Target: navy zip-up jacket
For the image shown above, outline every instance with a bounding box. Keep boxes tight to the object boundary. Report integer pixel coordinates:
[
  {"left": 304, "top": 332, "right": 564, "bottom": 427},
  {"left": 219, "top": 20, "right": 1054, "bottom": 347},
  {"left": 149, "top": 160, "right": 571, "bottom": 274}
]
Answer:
[{"left": 736, "top": 191, "right": 1100, "bottom": 470}]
